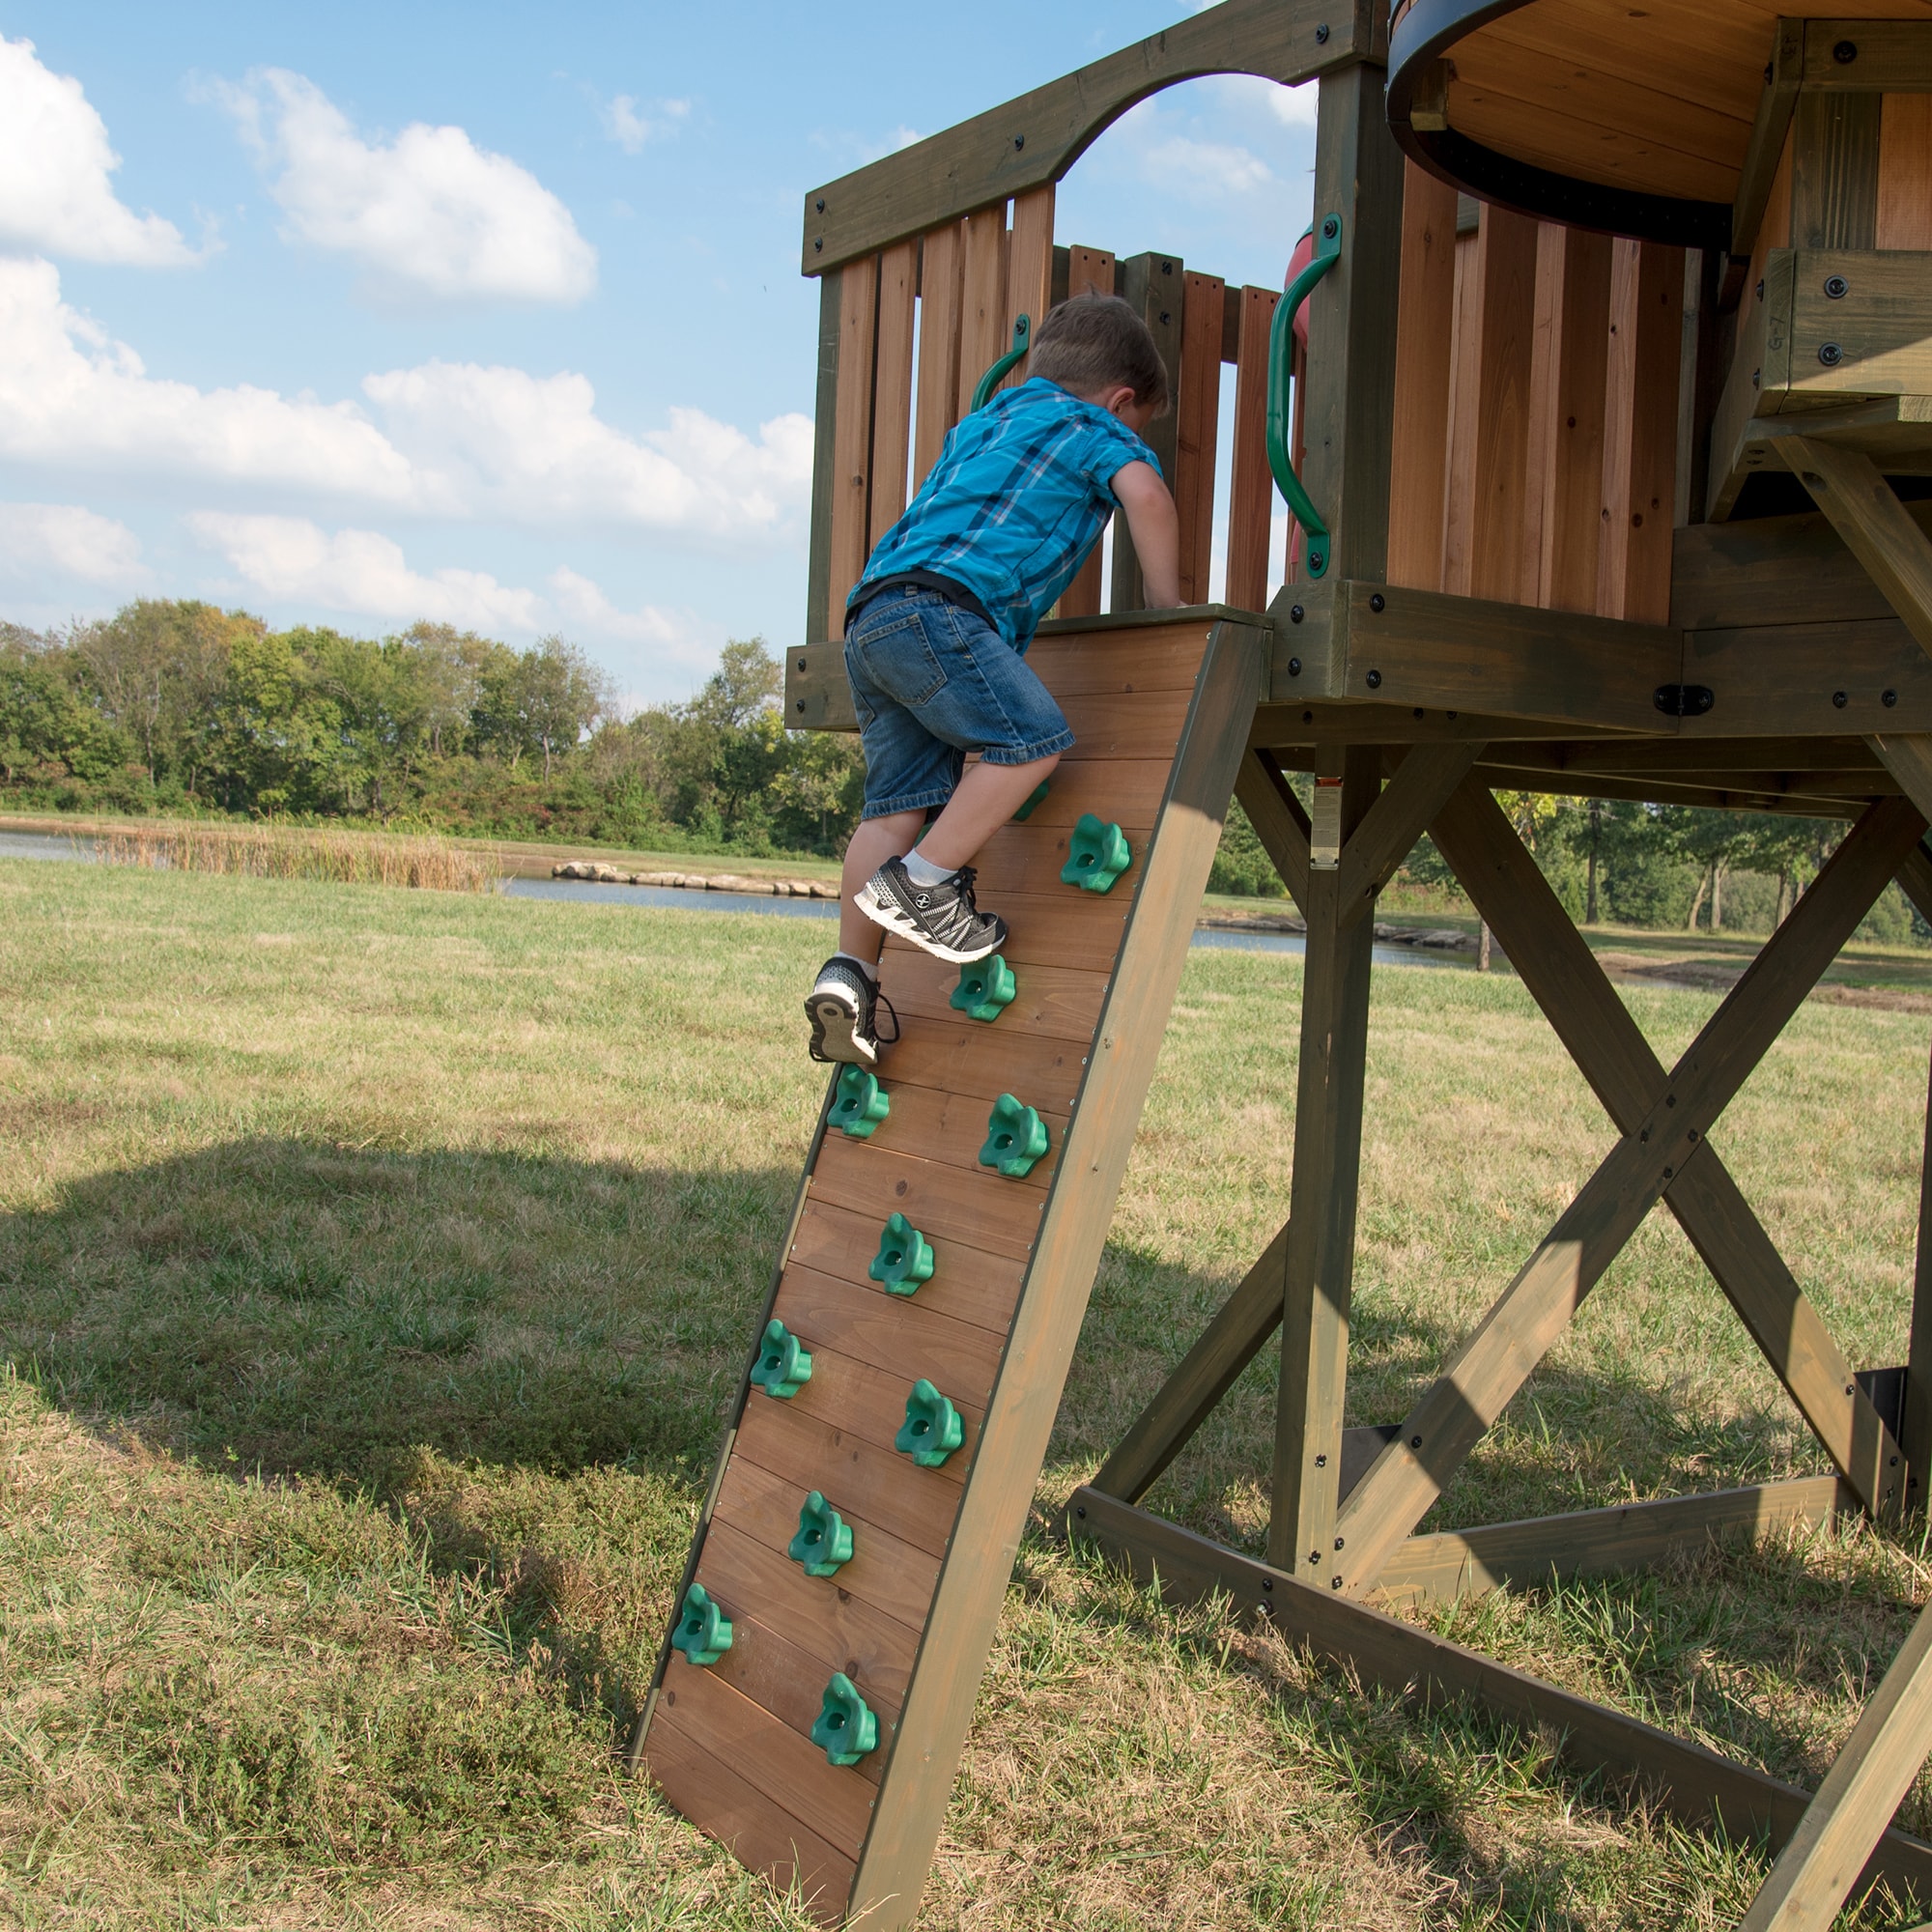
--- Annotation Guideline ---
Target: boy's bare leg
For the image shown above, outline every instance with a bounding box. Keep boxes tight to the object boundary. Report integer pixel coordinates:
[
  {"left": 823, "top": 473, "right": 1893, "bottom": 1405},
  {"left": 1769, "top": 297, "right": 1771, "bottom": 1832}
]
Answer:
[
  {"left": 838, "top": 809, "right": 924, "bottom": 962},
  {"left": 916, "top": 753, "right": 1060, "bottom": 872}
]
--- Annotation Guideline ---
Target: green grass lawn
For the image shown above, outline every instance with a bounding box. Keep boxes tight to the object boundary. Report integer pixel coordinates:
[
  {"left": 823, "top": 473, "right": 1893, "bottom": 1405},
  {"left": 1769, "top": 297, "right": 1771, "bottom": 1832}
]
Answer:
[{"left": 1, "top": 860, "right": 1929, "bottom": 1928}]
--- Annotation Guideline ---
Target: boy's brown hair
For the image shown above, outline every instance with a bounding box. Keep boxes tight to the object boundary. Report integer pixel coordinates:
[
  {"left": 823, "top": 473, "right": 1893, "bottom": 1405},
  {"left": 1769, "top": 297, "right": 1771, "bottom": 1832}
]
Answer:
[{"left": 1030, "top": 293, "right": 1170, "bottom": 413}]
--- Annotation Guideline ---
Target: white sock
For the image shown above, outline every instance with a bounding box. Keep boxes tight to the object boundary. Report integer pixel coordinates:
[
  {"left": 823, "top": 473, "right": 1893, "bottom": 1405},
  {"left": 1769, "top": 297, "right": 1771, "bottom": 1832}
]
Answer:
[
  {"left": 820, "top": 952, "right": 878, "bottom": 985},
  {"left": 900, "top": 850, "right": 953, "bottom": 889}
]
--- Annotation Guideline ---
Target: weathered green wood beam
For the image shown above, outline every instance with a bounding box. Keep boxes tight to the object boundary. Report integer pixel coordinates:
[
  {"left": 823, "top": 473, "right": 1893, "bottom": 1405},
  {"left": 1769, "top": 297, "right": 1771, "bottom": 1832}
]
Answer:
[
  {"left": 1331, "top": 742, "right": 1482, "bottom": 932},
  {"left": 1233, "top": 747, "right": 1311, "bottom": 911},
  {"left": 1784, "top": 438, "right": 1932, "bottom": 664}
]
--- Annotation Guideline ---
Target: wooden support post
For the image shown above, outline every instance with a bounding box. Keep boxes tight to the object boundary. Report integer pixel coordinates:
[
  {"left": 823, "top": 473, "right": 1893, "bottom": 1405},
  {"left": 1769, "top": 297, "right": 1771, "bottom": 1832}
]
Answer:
[
  {"left": 1332, "top": 742, "right": 1483, "bottom": 931},
  {"left": 1268, "top": 745, "right": 1379, "bottom": 1579},
  {"left": 1299, "top": 61, "right": 1406, "bottom": 588},
  {"left": 1787, "top": 440, "right": 1932, "bottom": 663},
  {"left": 1426, "top": 781, "right": 1910, "bottom": 1527},
  {"left": 1741, "top": 1598, "right": 1932, "bottom": 1930},
  {"left": 1234, "top": 747, "right": 1312, "bottom": 911},
  {"left": 1337, "top": 795, "right": 1926, "bottom": 1591}
]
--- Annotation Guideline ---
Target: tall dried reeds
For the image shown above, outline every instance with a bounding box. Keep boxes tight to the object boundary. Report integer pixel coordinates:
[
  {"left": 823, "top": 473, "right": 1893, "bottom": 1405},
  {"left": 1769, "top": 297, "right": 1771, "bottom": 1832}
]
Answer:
[{"left": 96, "top": 823, "right": 499, "bottom": 894}]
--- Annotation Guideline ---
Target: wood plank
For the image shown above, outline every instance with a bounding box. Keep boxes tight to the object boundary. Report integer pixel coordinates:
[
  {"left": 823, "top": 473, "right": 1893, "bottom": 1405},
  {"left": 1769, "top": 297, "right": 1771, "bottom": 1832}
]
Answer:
[
  {"left": 786, "top": 1197, "right": 1027, "bottom": 1337},
  {"left": 962, "top": 815, "right": 1151, "bottom": 901},
  {"left": 954, "top": 207, "right": 1009, "bottom": 423},
  {"left": 1338, "top": 795, "right": 1926, "bottom": 1589},
  {"left": 1332, "top": 741, "right": 1484, "bottom": 929},
  {"left": 810, "top": 1138, "right": 1044, "bottom": 1264},
  {"left": 1792, "top": 87, "right": 1881, "bottom": 250},
  {"left": 1463, "top": 205, "right": 1541, "bottom": 604},
  {"left": 806, "top": 271, "right": 844, "bottom": 646},
  {"left": 877, "top": 1014, "right": 1088, "bottom": 1114},
  {"left": 869, "top": 240, "right": 918, "bottom": 548},
  {"left": 1047, "top": 683, "right": 1195, "bottom": 756},
  {"left": 775, "top": 1264, "right": 1009, "bottom": 1411},
  {"left": 1176, "top": 270, "right": 1225, "bottom": 605},
  {"left": 1783, "top": 438, "right": 1932, "bottom": 662},
  {"left": 1374, "top": 1476, "right": 1847, "bottom": 1610},
  {"left": 1003, "top": 185, "right": 1054, "bottom": 398},
  {"left": 1302, "top": 61, "right": 1407, "bottom": 584},
  {"left": 912, "top": 221, "right": 964, "bottom": 493},
  {"left": 1440, "top": 222, "right": 1482, "bottom": 595},
  {"left": 1879, "top": 94, "right": 1932, "bottom": 250},
  {"left": 828, "top": 256, "right": 880, "bottom": 640},
  {"left": 641, "top": 1705, "right": 855, "bottom": 1924},
  {"left": 1068, "top": 1487, "right": 1932, "bottom": 1909},
  {"left": 1063, "top": 243, "right": 1115, "bottom": 301},
  {"left": 1741, "top": 1599, "right": 1932, "bottom": 1930},
  {"left": 1026, "top": 624, "right": 1212, "bottom": 694},
  {"left": 1268, "top": 745, "right": 1378, "bottom": 1577},
  {"left": 1386, "top": 159, "right": 1459, "bottom": 592},
  {"left": 1529, "top": 225, "right": 1613, "bottom": 614},
  {"left": 777, "top": 1334, "right": 984, "bottom": 1480},
  {"left": 811, "top": 1075, "right": 1064, "bottom": 1191},
  {"left": 1227, "top": 286, "right": 1280, "bottom": 612},
  {"left": 655, "top": 1659, "right": 875, "bottom": 1860},
  {"left": 798, "top": 0, "right": 1363, "bottom": 272},
  {"left": 712, "top": 1454, "right": 943, "bottom": 1637},
  {"left": 1111, "top": 252, "right": 1184, "bottom": 613},
  {"left": 732, "top": 1398, "right": 957, "bottom": 1559},
  {"left": 1597, "top": 241, "right": 1684, "bottom": 625},
  {"left": 1091, "top": 1221, "right": 1293, "bottom": 1504},
  {"left": 700, "top": 1602, "right": 899, "bottom": 1784},
  {"left": 1052, "top": 242, "right": 1119, "bottom": 622},
  {"left": 1732, "top": 17, "right": 1803, "bottom": 260},
  {"left": 844, "top": 623, "right": 1265, "bottom": 1924},
  {"left": 1677, "top": 618, "right": 1932, "bottom": 738},
  {"left": 873, "top": 949, "right": 1107, "bottom": 1047},
  {"left": 1910, "top": 1000, "right": 1932, "bottom": 1509},
  {"left": 1234, "top": 748, "right": 1312, "bottom": 911}
]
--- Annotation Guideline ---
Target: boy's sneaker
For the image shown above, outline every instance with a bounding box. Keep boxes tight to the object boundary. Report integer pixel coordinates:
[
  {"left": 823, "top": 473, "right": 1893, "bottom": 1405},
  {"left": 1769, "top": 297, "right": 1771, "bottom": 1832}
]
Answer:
[
  {"left": 854, "top": 858, "right": 1008, "bottom": 964},
  {"left": 805, "top": 957, "right": 897, "bottom": 1067}
]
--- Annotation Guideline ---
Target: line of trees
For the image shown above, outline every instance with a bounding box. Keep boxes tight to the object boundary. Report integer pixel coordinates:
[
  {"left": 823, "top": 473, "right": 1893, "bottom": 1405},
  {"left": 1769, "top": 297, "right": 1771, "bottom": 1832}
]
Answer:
[
  {"left": 0, "top": 601, "right": 865, "bottom": 856},
  {"left": 0, "top": 596, "right": 1920, "bottom": 941}
]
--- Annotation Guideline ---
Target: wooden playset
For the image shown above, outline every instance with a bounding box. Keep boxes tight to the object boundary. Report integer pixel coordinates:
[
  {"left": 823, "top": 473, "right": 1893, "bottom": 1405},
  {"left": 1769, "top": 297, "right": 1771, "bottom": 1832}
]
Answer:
[{"left": 629, "top": 4, "right": 1932, "bottom": 1925}]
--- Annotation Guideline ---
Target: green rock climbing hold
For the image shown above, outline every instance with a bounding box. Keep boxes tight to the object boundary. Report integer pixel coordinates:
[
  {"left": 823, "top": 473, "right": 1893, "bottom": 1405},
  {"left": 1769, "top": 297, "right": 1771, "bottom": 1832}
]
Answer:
[
  {"left": 1061, "top": 812, "right": 1132, "bottom": 893},
  {"left": 868, "top": 1212, "right": 934, "bottom": 1295},
  {"left": 831, "top": 1064, "right": 891, "bottom": 1138},
  {"left": 1011, "top": 780, "right": 1051, "bottom": 821},
  {"left": 810, "top": 1671, "right": 879, "bottom": 1766},
  {"left": 669, "top": 1582, "right": 732, "bottom": 1665},
  {"left": 787, "top": 1491, "right": 855, "bottom": 1577},
  {"left": 980, "top": 1093, "right": 1049, "bottom": 1179},
  {"left": 749, "top": 1317, "right": 812, "bottom": 1399},
  {"left": 950, "top": 953, "right": 1017, "bottom": 1024},
  {"left": 895, "top": 1378, "right": 965, "bottom": 1467}
]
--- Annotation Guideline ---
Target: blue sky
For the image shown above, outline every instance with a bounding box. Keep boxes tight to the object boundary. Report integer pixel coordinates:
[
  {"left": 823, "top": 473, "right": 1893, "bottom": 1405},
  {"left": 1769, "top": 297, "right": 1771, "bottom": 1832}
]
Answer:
[{"left": 0, "top": 2, "right": 1317, "bottom": 704}]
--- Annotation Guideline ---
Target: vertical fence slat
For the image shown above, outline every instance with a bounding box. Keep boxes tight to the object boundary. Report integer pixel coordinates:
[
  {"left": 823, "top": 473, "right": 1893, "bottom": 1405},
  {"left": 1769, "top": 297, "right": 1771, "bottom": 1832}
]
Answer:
[
  {"left": 1463, "top": 207, "right": 1540, "bottom": 604},
  {"left": 1386, "top": 161, "right": 1459, "bottom": 593},
  {"left": 1112, "top": 253, "right": 1185, "bottom": 614},
  {"left": 912, "top": 222, "right": 964, "bottom": 494},
  {"left": 1879, "top": 95, "right": 1932, "bottom": 249},
  {"left": 827, "top": 254, "right": 881, "bottom": 639},
  {"left": 1526, "top": 224, "right": 1612, "bottom": 614},
  {"left": 955, "top": 207, "right": 1010, "bottom": 421},
  {"left": 1175, "top": 270, "right": 1225, "bottom": 605},
  {"left": 1597, "top": 241, "right": 1684, "bottom": 625},
  {"left": 1005, "top": 186, "right": 1056, "bottom": 394},
  {"left": 1065, "top": 245, "right": 1116, "bottom": 301},
  {"left": 1439, "top": 217, "right": 1484, "bottom": 597},
  {"left": 869, "top": 241, "right": 918, "bottom": 548},
  {"left": 1227, "top": 285, "right": 1280, "bottom": 613}
]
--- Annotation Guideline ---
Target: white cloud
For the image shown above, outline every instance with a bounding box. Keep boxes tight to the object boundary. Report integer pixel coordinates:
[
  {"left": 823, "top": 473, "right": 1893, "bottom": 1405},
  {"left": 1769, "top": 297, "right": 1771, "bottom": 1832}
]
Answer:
[
  {"left": 602, "top": 93, "right": 689, "bottom": 156},
  {"left": 1216, "top": 74, "right": 1319, "bottom": 129},
  {"left": 0, "top": 501, "right": 146, "bottom": 583},
  {"left": 1142, "top": 134, "right": 1273, "bottom": 197},
  {"left": 221, "top": 70, "right": 595, "bottom": 304},
  {"left": 0, "top": 260, "right": 812, "bottom": 540},
  {"left": 0, "top": 37, "right": 197, "bottom": 266},
  {"left": 187, "top": 512, "right": 709, "bottom": 658}
]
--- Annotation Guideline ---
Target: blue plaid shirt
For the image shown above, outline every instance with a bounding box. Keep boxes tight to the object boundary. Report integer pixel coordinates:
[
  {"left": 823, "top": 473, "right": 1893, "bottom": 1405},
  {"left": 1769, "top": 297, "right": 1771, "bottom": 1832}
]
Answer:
[{"left": 851, "top": 378, "right": 1160, "bottom": 652}]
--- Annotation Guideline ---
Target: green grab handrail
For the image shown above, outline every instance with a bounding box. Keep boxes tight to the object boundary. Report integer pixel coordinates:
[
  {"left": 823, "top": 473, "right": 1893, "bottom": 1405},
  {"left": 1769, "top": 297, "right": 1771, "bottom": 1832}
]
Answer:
[
  {"left": 1266, "top": 214, "right": 1343, "bottom": 578},
  {"left": 970, "top": 314, "right": 1032, "bottom": 412}
]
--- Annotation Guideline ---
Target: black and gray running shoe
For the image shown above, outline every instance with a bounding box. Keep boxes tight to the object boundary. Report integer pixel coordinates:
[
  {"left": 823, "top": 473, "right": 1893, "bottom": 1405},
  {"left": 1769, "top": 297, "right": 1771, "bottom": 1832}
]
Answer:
[
  {"left": 805, "top": 957, "right": 898, "bottom": 1066},
  {"left": 854, "top": 858, "right": 1008, "bottom": 964}
]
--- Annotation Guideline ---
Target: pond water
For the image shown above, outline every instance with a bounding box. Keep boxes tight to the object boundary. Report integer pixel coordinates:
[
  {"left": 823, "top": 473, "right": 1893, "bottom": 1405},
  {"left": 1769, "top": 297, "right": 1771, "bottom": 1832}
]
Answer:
[{"left": 0, "top": 829, "right": 1464, "bottom": 968}]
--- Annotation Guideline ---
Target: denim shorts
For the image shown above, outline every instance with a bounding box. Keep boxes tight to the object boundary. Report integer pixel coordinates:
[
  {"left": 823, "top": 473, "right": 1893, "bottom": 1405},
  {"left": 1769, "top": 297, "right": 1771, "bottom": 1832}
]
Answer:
[{"left": 843, "top": 586, "right": 1073, "bottom": 820}]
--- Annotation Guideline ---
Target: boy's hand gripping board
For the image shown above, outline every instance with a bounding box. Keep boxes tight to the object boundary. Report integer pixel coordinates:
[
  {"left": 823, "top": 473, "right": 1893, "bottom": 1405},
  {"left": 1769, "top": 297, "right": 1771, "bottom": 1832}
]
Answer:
[{"left": 634, "top": 616, "right": 1264, "bottom": 1928}]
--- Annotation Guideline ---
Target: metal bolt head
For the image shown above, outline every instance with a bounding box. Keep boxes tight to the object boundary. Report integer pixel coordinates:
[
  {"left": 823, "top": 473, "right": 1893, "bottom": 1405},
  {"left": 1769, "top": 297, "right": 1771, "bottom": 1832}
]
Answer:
[
  {"left": 1365, "top": 668, "right": 1382, "bottom": 690},
  {"left": 813, "top": 238, "right": 823, "bottom": 253},
  {"left": 1012, "top": 133, "right": 1025, "bottom": 151},
  {"left": 1833, "top": 38, "right": 1858, "bottom": 62},
  {"left": 1314, "top": 1453, "right": 1326, "bottom": 1466},
  {"left": 1290, "top": 604, "right": 1305, "bottom": 625},
  {"left": 1825, "top": 274, "right": 1849, "bottom": 299},
  {"left": 1330, "top": 1575, "right": 1343, "bottom": 1589},
  {"left": 795, "top": 699, "right": 807, "bottom": 714},
  {"left": 1333, "top": 1536, "right": 1345, "bottom": 1550},
  {"left": 1751, "top": 368, "right": 1761, "bottom": 389},
  {"left": 1409, "top": 1435, "right": 1423, "bottom": 1450},
  {"left": 1885, "top": 689, "right": 1898, "bottom": 707},
  {"left": 1819, "top": 342, "right": 1843, "bottom": 367},
  {"left": 815, "top": 198, "right": 826, "bottom": 213},
  {"left": 1755, "top": 278, "right": 1764, "bottom": 301},
  {"left": 1321, "top": 215, "right": 1339, "bottom": 239},
  {"left": 1075, "top": 1504, "right": 1086, "bottom": 1518},
  {"left": 1310, "top": 1549, "right": 1321, "bottom": 1565},
  {"left": 1370, "top": 593, "right": 1385, "bottom": 613},
  {"left": 1287, "top": 656, "right": 1302, "bottom": 677},
  {"left": 1315, "top": 20, "right": 1330, "bottom": 41},
  {"left": 1308, "top": 549, "right": 1325, "bottom": 572},
  {"left": 1833, "top": 690, "right": 1849, "bottom": 708}
]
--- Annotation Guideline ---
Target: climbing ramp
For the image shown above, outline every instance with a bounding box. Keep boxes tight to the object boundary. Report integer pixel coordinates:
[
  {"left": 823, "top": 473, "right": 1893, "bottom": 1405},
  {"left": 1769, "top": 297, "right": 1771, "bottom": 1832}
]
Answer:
[{"left": 630, "top": 611, "right": 1262, "bottom": 1928}]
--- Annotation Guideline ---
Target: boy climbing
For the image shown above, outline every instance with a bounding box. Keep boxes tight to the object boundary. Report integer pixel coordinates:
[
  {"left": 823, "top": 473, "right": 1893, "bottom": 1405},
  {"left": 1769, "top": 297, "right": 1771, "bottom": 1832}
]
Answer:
[{"left": 805, "top": 292, "right": 1181, "bottom": 1067}]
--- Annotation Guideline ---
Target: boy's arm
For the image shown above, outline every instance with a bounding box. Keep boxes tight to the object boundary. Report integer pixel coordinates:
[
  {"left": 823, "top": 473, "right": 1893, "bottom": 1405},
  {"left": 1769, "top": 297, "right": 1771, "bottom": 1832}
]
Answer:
[{"left": 1112, "top": 462, "right": 1180, "bottom": 609}]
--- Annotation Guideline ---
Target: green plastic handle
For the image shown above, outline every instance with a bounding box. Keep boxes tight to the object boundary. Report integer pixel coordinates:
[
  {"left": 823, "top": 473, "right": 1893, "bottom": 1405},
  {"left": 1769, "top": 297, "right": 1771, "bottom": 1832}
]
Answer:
[
  {"left": 1266, "top": 216, "right": 1343, "bottom": 578},
  {"left": 970, "top": 314, "right": 1032, "bottom": 412}
]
